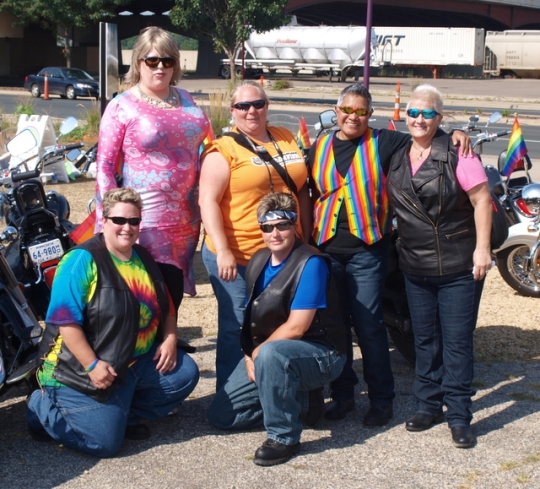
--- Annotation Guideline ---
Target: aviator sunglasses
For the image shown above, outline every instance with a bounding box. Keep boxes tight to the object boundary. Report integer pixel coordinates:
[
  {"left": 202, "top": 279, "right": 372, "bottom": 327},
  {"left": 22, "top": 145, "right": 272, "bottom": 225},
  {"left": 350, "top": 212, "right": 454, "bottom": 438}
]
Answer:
[
  {"left": 259, "top": 221, "right": 294, "bottom": 233},
  {"left": 406, "top": 108, "right": 440, "bottom": 119},
  {"left": 337, "top": 106, "right": 371, "bottom": 117},
  {"left": 106, "top": 216, "right": 142, "bottom": 226},
  {"left": 140, "top": 56, "right": 176, "bottom": 69},
  {"left": 232, "top": 99, "right": 267, "bottom": 111}
]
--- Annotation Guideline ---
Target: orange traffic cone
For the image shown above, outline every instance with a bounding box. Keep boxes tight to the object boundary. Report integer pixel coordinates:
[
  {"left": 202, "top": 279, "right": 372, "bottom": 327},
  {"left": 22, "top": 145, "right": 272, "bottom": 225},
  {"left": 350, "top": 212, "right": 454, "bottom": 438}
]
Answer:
[
  {"left": 259, "top": 75, "right": 265, "bottom": 87},
  {"left": 392, "top": 81, "right": 401, "bottom": 121},
  {"left": 43, "top": 73, "right": 49, "bottom": 100}
]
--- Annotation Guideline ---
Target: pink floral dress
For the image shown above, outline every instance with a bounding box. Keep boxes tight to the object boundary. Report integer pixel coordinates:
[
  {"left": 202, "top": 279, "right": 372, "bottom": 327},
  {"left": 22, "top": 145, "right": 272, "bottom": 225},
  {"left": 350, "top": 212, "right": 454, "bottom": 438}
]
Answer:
[{"left": 95, "top": 88, "right": 210, "bottom": 295}]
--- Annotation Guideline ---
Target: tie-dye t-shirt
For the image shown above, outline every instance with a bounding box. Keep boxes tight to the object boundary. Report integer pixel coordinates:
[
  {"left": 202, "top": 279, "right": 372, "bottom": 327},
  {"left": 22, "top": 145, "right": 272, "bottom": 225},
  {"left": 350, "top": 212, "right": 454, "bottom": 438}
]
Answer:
[{"left": 39, "top": 248, "right": 173, "bottom": 386}]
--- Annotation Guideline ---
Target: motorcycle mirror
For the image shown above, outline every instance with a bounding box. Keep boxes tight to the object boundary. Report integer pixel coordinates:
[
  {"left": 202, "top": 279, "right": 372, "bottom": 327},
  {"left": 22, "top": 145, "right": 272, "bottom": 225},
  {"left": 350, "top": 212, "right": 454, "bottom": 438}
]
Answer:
[
  {"left": 319, "top": 110, "right": 337, "bottom": 129},
  {"left": 469, "top": 115, "right": 479, "bottom": 123},
  {"left": 58, "top": 116, "right": 78, "bottom": 136},
  {"left": 2, "top": 226, "right": 18, "bottom": 242},
  {"left": 66, "top": 148, "right": 82, "bottom": 162},
  {"left": 6, "top": 129, "right": 37, "bottom": 157},
  {"left": 488, "top": 112, "right": 502, "bottom": 125}
]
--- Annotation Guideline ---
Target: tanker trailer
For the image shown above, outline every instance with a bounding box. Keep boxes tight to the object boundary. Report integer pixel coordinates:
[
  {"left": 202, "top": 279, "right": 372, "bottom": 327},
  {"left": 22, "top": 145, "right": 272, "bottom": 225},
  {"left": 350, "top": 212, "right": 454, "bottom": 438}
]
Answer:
[
  {"left": 219, "top": 25, "right": 380, "bottom": 81},
  {"left": 484, "top": 30, "right": 540, "bottom": 79}
]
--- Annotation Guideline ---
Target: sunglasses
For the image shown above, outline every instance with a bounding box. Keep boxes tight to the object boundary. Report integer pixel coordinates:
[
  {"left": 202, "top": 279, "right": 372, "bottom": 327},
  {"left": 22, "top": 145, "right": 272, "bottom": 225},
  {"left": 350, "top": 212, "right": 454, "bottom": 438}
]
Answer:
[
  {"left": 337, "top": 106, "right": 371, "bottom": 117},
  {"left": 232, "top": 99, "right": 266, "bottom": 111},
  {"left": 259, "top": 221, "right": 294, "bottom": 233},
  {"left": 406, "top": 108, "right": 440, "bottom": 119},
  {"left": 140, "top": 56, "right": 176, "bottom": 69},
  {"left": 106, "top": 216, "right": 142, "bottom": 226}
]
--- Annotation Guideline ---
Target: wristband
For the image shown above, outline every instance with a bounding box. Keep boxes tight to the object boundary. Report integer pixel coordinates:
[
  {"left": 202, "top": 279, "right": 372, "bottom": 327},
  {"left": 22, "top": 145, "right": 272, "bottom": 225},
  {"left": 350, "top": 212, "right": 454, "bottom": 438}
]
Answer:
[{"left": 85, "top": 358, "right": 100, "bottom": 373}]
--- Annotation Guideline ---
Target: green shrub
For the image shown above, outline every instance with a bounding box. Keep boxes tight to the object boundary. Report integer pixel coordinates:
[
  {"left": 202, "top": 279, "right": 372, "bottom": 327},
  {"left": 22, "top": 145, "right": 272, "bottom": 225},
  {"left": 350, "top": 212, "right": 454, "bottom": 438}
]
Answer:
[{"left": 272, "top": 80, "right": 292, "bottom": 90}]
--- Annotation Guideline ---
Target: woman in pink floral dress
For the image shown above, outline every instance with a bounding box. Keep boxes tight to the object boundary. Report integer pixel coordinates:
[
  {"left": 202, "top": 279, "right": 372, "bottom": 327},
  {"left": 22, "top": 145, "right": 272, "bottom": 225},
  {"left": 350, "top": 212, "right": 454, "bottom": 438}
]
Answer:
[{"left": 96, "top": 27, "right": 210, "bottom": 308}]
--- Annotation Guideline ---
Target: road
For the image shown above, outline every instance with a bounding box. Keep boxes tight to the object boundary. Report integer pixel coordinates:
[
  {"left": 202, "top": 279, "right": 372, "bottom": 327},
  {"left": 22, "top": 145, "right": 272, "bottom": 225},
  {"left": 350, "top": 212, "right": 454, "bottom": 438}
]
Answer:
[{"left": 1, "top": 92, "right": 539, "bottom": 164}]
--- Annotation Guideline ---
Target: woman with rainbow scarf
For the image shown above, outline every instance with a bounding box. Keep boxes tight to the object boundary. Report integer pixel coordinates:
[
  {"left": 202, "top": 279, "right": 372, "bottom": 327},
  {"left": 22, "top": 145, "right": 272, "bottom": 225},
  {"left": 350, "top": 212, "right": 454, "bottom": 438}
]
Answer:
[{"left": 307, "top": 83, "right": 470, "bottom": 427}]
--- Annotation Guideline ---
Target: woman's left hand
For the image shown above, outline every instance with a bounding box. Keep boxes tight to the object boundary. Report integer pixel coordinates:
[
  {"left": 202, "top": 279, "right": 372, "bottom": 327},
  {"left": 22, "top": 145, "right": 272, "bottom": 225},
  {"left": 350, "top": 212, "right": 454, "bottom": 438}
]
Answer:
[
  {"left": 451, "top": 131, "right": 473, "bottom": 156},
  {"left": 472, "top": 248, "right": 492, "bottom": 280},
  {"left": 154, "top": 335, "right": 178, "bottom": 373}
]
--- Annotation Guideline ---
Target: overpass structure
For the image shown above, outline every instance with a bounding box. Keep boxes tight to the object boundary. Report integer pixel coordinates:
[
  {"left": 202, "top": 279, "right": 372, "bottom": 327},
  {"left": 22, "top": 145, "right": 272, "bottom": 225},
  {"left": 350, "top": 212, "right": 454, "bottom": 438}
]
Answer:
[{"left": 1, "top": 0, "right": 540, "bottom": 77}]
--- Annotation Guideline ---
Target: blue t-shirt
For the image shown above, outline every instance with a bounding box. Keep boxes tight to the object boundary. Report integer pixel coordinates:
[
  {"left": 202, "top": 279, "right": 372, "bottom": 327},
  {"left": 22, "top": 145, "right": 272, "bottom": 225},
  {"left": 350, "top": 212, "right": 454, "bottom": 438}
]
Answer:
[{"left": 252, "top": 255, "right": 328, "bottom": 309}]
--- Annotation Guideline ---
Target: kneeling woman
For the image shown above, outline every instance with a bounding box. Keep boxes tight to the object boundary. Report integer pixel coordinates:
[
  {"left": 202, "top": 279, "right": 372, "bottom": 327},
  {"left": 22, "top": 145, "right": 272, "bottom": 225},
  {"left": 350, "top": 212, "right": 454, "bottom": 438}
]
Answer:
[
  {"left": 27, "top": 188, "right": 199, "bottom": 457},
  {"left": 208, "top": 193, "right": 346, "bottom": 467}
]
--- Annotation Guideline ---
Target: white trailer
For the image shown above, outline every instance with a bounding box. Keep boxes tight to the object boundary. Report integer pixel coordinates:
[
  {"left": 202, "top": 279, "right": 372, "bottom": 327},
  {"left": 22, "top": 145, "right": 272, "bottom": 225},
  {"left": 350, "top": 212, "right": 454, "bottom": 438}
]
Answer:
[
  {"left": 219, "top": 25, "right": 381, "bottom": 80},
  {"left": 376, "top": 27, "right": 485, "bottom": 78},
  {"left": 484, "top": 30, "right": 540, "bottom": 79}
]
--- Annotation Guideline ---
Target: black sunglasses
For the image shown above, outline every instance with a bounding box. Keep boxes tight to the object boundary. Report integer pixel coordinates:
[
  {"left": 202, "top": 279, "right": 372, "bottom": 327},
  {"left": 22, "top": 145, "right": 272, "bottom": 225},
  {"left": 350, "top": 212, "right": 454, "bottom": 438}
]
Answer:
[
  {"left": 141, "top": 56, "right": 176, "bottom": 69},
  {"left": 106, "top": 216, "right": 142, "bottom": 226},
  {"left": 406, "top": 108, "right": 440, "bottom": 119},
  {"left": 232, "top": 99, "right": 266, "bottom": 111},
  {"left": 259, "top": 221, "right": 294, "bottom": 233}
]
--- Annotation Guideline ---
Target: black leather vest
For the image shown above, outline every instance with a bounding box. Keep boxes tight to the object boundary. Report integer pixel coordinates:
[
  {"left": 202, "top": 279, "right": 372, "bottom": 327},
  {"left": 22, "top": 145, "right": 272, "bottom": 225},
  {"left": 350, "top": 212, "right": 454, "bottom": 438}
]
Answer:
[
  {"left": 386, "top": 131, "right": 476, "bottom": 276},
  {"left": 39, "top": 234, "right": 169, "bottom": 402},
  {"left": 240, "top": 240, "right": 346, "bottom": 356}
]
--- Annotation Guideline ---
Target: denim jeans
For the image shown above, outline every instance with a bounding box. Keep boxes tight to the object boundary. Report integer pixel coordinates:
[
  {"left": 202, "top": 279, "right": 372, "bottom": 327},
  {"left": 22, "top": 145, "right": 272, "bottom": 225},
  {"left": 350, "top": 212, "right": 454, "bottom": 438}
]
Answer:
[
  {"left": 208, "top": 340, "right": 346, "bottom": 445},
  {"left": 27, "top": 345, "right": 199, "bottom": 457},
  {"left": 202, "top": 242, "right": 246, "bottom": 391},
  {"left": 404, "top": 270, "right": 485, "bottom": 427},
  {"left": 326, "top": 248, "right": 395, "bottom": 407}
]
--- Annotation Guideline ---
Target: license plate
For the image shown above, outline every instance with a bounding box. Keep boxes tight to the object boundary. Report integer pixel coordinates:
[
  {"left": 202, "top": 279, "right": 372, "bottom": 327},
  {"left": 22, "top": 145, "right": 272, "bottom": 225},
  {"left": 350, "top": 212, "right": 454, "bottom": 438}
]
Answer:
[{"left": 28, "top": 239, "right": 64, "bottom": 265}]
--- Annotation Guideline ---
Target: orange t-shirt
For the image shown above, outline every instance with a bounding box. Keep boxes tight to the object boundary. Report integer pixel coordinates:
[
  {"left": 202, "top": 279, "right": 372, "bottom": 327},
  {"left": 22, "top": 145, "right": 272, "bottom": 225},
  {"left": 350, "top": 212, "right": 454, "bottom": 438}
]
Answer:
[{"left": 202, "top": 126, "right": 307, "bottom": 266}]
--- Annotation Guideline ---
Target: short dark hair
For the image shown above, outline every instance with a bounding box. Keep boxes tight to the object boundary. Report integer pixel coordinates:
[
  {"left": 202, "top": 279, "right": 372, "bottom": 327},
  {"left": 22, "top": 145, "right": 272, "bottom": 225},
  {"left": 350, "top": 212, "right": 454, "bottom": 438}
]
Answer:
[
  {"left": 337, "top": 82, "right": 373, "bottom": 111},
  {"left": 256, "top": 192, "right": 297, "bottom": 222}
]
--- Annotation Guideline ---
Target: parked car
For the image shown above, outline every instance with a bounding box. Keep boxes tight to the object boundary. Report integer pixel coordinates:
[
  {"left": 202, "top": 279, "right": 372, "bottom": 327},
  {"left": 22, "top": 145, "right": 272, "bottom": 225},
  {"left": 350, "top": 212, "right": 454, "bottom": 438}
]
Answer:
[{"left": 24, "top": 67, "right": 99, "bottom": 100}]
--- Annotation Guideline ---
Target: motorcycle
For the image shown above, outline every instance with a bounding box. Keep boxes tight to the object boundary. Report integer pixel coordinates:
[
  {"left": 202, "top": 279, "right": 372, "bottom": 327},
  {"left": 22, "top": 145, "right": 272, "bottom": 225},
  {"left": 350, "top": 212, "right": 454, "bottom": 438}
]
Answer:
[{"left": 0, "top": 117, "right": 83, "bottom": 318}]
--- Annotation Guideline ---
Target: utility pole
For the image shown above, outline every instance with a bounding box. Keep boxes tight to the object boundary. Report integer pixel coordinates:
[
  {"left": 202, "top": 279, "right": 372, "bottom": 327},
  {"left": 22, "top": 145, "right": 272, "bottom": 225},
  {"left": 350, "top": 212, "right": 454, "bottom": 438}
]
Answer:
[{"left": 363, "top": 0, "right": 373, "bottom": 89}]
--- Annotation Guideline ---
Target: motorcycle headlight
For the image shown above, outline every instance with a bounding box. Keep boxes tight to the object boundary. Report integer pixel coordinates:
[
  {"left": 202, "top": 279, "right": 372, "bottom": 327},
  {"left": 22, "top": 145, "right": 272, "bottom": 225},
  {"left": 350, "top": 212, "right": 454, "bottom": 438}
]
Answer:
[{"left": 522, "top": 183, "right": 540, "bottom": 214}]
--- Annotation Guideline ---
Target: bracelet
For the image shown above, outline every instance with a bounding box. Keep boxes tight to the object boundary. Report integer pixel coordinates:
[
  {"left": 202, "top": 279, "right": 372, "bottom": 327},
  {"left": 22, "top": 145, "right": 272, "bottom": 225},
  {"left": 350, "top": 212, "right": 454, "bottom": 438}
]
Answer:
[{"left": 85, "top": 358, "right": 100, "bottom": 373}]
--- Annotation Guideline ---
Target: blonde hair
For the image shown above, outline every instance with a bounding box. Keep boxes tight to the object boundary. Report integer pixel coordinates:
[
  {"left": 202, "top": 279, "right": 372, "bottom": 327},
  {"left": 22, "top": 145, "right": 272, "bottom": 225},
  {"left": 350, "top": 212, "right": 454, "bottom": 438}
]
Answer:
[
  {"left": 256, "top": 192, "right": 297, "bottom": 221},
  {"left": 407, "top": 84, "right": 444, "bottom": 114},
  {"left": 102, "top": 188, "right": 142, "bottom": 217},
  {"left": 230, "top": 80, "right": 269, "bottom": 108},
  {"left": 124, "top": 27, "right": 181, "bottom": 86}
]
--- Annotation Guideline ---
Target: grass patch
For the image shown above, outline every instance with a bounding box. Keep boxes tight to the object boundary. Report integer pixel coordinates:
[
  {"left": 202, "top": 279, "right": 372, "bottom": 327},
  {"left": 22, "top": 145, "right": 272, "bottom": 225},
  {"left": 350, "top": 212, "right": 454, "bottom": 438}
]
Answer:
[
  {"left": 14, "top": 96, "right": 35, "bottom": 117},
  {"left": 471, "top": 380, "right": 487, "bottom": 388},
  {"left": 272, "top": 79, "right": 292, "bottom": 90},
  {"left": 501, "top": 461, "right": 521, "bottom": 471},
  {"left": 202, "top": 90, "right": 232, "bottom": 137},
  {"left": 509, "top": 392, "right": 540, "bottom": 402},
  {"left": 516, "top": 472, "right": 531, "bottom": 483},
  {"left": 527, "top": 383, "right": 540, "bottom": 391}
]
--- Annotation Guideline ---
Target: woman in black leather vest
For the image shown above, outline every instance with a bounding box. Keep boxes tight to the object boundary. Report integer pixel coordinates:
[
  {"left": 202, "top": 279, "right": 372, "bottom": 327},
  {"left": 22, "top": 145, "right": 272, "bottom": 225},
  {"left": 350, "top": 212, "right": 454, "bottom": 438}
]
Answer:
[
  {"left": 208, "top": 193, "right": 346, "bottom": 467},
  {"left": 386, "top": 84, "right": 492, "bottom": 449},
  {"left": 27, "top": 188, "right": 199, "bottom": 457}
]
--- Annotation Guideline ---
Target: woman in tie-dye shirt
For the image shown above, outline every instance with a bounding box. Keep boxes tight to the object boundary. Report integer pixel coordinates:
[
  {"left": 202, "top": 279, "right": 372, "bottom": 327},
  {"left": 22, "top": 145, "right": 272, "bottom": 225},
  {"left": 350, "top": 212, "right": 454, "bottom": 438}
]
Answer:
[
  {"left": 95, "top": 27, "right": 210, "bottom": 308},
  {"left": 27, "top": 188, "right": 199, "bottom": 457}
]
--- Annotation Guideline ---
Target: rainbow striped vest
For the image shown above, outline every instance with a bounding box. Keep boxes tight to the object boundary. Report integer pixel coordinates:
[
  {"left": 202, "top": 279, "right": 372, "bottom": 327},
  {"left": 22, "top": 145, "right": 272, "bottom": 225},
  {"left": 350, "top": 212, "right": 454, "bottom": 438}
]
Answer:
[{"left": 311, "top": 130, "right": 391, "bottom": 245}]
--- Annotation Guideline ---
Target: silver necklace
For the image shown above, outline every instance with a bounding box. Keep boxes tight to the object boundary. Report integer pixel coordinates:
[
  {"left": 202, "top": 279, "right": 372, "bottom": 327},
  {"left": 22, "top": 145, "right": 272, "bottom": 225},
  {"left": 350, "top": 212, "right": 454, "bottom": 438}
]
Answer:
[
  {"left": 137, "top": 84, "right": 177, "bottom": 109},
  {"left": 412, "top": 144, "right": 430, "bottom": 161}
]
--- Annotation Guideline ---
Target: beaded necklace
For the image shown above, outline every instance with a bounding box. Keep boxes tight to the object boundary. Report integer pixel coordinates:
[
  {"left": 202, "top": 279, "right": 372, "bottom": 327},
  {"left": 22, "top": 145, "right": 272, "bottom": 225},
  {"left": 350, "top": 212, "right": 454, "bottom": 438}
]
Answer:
[{"left": 137, "top": 84, "right": 178, "bottom": 109}]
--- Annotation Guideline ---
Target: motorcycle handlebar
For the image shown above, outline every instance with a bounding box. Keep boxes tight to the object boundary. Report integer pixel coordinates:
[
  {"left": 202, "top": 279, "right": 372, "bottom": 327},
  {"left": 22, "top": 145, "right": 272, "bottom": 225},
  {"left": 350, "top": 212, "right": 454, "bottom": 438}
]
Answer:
[
  {"left": 63, "top": 142, "right": 85, "bottom": 151},
  {"left": 11, "top": 169, "right": 40, "bottom": 182},
  {"left": 496, "top": 130, "right": 512, "bottom": 138}
]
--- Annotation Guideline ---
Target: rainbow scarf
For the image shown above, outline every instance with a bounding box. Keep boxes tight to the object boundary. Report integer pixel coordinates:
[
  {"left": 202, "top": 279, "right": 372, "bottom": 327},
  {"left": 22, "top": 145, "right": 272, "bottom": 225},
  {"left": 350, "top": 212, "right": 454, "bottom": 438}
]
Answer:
[{"left": 311, "top": 130, "right": 391, "bottom": 245}]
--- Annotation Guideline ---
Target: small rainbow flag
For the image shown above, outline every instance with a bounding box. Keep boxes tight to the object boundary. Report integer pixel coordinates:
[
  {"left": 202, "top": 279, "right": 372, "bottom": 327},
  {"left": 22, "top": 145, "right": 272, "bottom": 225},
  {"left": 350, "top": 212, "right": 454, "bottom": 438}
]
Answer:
[
  {"left": 296, "top": 117, "right": 311, "bottom": 150},
  {"left": 69, "top": 210, "right": 96, "bottom": 245},
  {"left": 501, "top": 115, "right": 528, "bottom": 177},
  {"left": 387, "top": 120, "right": 397, "bottom": 131},
  {"left": 199, "top": 125, "right": 215, "bottom": 156}
]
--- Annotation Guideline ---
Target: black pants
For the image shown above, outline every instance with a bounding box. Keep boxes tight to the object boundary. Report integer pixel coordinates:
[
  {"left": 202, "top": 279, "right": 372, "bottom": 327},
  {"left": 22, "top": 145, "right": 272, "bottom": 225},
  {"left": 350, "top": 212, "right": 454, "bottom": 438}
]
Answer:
[{"left": 157, "top": 262, "right": 184, "bottom": 312}]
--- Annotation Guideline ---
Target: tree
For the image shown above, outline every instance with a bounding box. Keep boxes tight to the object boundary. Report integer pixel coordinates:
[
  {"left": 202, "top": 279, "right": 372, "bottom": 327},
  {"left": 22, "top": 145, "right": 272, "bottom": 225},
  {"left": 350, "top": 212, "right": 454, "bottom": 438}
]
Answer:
[
  {"left": 169, "top": 0, "right": 289, "bottom": 78},
  {"left": 0, "top": 0, "right": 130, "bottom": 66}
]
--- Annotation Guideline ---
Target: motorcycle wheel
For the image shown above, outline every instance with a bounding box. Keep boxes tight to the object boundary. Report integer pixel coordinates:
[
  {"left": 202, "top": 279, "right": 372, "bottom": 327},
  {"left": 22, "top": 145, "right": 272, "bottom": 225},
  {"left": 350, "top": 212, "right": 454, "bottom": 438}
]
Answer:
[
  {"left": 497, "top": 244, "right": 540, "bottom": 298},
  {"left": 386, "top": 326, "right": 416, "bottom": 365}
]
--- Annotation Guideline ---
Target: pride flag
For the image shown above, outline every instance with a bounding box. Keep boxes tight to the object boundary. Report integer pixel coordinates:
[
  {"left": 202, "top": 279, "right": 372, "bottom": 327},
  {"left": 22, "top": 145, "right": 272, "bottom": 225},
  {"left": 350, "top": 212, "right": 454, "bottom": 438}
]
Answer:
[
  {"left": 296, "top": 117, "right": 311, "bottom": 150},
  {"left": 199, "top": 125, "right": 215, "bottom": 156},
  {"left": 69, "top": 210, "right": 96, "bottom": 245},
  {"left": 387, "top": 120, "right": 397, "bottom": 131},
  {"left": 501, "top": 116, "right": 528, "bottom": 177}
]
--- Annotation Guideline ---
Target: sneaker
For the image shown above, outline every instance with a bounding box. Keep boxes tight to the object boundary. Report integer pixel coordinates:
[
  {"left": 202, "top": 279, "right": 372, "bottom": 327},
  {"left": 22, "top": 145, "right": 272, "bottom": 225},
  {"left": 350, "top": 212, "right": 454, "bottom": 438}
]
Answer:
[
  {"left": 124, "top": 423, "right": 151, "bottom": 440},
  {"left": 253, "top": 438, "right": 301, "bottom": 466}
]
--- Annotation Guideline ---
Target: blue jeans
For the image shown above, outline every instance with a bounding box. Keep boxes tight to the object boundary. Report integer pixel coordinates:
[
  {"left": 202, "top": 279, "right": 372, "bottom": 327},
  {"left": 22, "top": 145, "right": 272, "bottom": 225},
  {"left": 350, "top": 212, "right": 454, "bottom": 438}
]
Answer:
[
  {"left": 404, "top": 270, "right": 484, "bottom": 427},
  {"left": 27, "top": 345, "right": 199, "bottom": 457},
  {"left": 326, "top": 248, "right": 395, "bottom": 406},
  {"left": 202, "top": 242, "right": 246, "bottom": 391},
  {"left": 207, "top": 340, "right": 346, "bottom": 445}
]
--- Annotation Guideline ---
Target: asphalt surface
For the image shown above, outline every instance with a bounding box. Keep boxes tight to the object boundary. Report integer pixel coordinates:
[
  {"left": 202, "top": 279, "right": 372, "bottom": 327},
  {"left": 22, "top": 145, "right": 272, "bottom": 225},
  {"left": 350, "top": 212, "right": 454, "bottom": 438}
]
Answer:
[{"left": 1, "top": 76, "right": 540, "bottom": 488}]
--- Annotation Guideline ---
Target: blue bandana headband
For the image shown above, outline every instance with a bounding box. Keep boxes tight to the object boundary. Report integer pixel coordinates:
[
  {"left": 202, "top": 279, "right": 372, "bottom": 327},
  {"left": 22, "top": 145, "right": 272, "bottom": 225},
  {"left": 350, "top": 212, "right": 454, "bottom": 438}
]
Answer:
[{"left": 258, "top": 210, "right": 297, "bottom": 224}]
